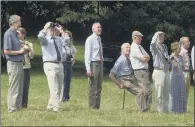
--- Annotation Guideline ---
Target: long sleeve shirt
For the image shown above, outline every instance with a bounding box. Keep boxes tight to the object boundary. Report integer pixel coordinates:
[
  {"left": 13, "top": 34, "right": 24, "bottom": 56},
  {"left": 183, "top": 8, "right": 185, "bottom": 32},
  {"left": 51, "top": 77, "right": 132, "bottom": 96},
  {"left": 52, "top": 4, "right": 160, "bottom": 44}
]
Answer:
[
  {"left": 37, "top": 29, "right": 63, "bottom": 62},
  {"left": 130, "top": 42, "right": 149, "bottom": 69},
  {"left": 61, "top": 36, "right": 77, "bottom": 62},
  {"left": 84, "top": 33, "right": 103, "bottom": 73},
  {"left": 150, "top": 41, "right": 169, "bottom": 71}
]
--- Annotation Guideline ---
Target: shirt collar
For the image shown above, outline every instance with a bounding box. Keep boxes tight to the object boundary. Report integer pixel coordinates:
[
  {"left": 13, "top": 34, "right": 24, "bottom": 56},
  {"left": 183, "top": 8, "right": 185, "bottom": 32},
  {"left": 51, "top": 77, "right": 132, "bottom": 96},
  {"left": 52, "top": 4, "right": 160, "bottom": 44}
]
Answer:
[
  {"left": 181, "top": 46, "right": 188, "bottom": 53},
  {"left": 92, "top": 32, "right": 100, "bottom": 39},
  {"left": 132, "top": 42, "right": 140, "bottom": 47}
]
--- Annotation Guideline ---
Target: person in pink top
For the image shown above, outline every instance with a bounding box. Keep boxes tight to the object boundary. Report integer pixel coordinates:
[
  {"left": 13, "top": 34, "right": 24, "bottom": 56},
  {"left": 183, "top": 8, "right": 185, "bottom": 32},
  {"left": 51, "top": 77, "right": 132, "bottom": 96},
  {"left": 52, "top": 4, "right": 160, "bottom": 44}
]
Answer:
[{"left": 179, "top": 37, "right": 191, "bottom": 104}]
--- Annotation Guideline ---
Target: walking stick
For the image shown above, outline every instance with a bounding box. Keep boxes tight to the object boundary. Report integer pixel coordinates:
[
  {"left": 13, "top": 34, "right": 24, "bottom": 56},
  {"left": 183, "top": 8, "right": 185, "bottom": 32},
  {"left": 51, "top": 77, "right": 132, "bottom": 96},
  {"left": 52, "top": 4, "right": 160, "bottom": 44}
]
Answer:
[{"left": 122, "top": 89, "right": 125, "bottom": 109}]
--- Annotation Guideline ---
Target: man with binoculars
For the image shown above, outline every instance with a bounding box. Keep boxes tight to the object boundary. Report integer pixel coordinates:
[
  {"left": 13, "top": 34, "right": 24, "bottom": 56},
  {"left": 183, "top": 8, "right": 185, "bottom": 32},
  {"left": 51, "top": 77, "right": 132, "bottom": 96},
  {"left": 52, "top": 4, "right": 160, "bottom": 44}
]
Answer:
[{"left": 37, "top": 22, "right": 64, "bottom": 112}]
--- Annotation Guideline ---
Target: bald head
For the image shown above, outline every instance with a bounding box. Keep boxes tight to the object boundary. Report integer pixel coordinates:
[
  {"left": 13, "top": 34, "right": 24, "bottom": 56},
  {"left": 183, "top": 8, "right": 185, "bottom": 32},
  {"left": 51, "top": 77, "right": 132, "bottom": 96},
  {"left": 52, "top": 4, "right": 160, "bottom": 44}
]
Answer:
[
  {"left": 179, "top": 37, "right": 191, "bottom": 50},
  {"left": 92, "top": 22, "right": 102, "bottom": 36}
]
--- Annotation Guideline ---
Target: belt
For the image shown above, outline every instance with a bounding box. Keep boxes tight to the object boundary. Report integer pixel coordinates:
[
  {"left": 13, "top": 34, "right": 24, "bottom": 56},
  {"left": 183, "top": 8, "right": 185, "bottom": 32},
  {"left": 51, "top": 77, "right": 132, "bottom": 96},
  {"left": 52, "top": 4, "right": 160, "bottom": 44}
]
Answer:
[
  {"left": 134, "top": 69, "right": 148, "bottom": 71},
  {"left": 7, "top": 60, "right": 23, "bottom": 63},
  {"left": 91, "top": 61, "right": 102, "bottom": 64},
  {"left": 184, "top": 70, "right": 190, "bottom": 72},
  {"left": 154, "top": 67, "right": 165, "bottom": 70},
  {"left": 44, "top": 61, "right": 60, "bottom": 64}
]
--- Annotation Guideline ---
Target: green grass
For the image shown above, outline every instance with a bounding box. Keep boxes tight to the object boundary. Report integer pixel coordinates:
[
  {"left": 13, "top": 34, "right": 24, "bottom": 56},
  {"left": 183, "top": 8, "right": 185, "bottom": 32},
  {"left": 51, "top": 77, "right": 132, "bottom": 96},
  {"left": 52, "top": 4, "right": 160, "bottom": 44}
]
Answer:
[{"left": 1, "top": 37, "right": 194, "bottom": 126}]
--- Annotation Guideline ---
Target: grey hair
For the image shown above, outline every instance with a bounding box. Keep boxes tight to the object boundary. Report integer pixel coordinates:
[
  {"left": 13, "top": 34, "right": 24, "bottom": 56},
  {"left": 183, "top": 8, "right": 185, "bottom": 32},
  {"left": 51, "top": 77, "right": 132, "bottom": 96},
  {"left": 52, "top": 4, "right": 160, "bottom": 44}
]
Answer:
[
  {"left": 92, "top": 22, "right": 101, "bottom": 32},
  {"left": 121, "top": 42, "right": 130, "bottom": 54},
  {"left": 9, "top": 15, "right": 20, "bottom": 26}
]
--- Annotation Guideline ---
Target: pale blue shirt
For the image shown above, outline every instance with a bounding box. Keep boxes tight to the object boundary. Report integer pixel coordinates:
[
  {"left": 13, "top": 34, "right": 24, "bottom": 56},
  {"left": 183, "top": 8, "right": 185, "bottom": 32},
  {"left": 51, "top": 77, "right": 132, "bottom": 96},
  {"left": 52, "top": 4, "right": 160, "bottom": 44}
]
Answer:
[
  {"left": 150, "top": 42, "right": 169, "bottom": 70},
  {"left": 110, "top": 54, "right": 133, "bottom": 77},
  {"left": 38, "top": 29, "right": 63, "bottom": 62},
  {"left": 84, "top": 33, "right": 103, "bottom": 72}
]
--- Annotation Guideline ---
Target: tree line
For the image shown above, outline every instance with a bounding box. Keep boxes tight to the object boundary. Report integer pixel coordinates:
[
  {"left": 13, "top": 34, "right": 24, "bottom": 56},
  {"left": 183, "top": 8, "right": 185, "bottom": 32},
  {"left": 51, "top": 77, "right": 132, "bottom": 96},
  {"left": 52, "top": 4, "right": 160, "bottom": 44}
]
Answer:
[{"left": 1, "top": 1, "right": 195, "bottom": 47}]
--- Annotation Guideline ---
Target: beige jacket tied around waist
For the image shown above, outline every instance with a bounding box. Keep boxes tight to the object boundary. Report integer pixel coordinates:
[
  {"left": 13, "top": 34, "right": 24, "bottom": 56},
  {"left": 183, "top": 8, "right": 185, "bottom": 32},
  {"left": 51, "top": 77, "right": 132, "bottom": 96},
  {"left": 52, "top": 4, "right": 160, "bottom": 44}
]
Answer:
[{"left": 21, "top": 40, "right": 34, "bottom": 69}]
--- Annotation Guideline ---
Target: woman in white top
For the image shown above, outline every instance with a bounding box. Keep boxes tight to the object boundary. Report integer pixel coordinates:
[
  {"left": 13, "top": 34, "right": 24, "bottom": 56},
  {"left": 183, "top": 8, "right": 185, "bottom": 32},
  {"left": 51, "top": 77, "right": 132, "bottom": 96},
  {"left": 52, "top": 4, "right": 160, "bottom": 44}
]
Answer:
[{"left": 17, "top": 27, "right": 34, "bottom": 108}]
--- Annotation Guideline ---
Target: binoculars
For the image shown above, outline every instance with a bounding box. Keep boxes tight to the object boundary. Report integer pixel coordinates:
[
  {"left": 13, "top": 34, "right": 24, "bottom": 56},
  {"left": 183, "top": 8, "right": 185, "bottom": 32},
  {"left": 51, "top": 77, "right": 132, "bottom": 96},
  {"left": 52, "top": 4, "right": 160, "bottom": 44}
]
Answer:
[{"left": 50, "top": 22, "right": 60, "bottom": 28}]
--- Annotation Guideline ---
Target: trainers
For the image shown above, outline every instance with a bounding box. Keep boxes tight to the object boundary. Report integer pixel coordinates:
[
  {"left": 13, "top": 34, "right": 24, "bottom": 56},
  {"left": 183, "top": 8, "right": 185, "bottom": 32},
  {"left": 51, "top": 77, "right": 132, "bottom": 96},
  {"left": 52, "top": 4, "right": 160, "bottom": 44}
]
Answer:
[{"left": 53, "top": 108, "right": 60, "bottom": 112}]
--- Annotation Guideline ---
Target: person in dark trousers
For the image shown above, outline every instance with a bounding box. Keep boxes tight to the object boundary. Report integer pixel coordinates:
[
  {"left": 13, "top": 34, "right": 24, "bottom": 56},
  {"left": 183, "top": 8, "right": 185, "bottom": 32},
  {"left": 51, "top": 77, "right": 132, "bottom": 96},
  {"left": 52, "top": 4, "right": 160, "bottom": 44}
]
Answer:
[
  {"left": 84, "top": 22, "right": 103, "bottom": 109},
  {"left": 17, "top": 27, "right": 35, "bottom": 108},
  {"left": 60, "top": 30, "right": 77, "bottom": 102}
]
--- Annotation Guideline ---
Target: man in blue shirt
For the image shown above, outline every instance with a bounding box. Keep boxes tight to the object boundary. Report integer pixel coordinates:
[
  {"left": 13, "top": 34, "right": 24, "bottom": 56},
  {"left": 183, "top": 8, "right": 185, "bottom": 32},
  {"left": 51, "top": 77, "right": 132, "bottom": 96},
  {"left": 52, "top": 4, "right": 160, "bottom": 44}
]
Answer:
[
  {"left": 109, "top": 43, "right": 150, "bottom": 112},
  {"left": 38, "top": 22, "right": 64, "bottom": 112},
  {"left": 4, "top": 14, "right": 27, "bottom": 113}
]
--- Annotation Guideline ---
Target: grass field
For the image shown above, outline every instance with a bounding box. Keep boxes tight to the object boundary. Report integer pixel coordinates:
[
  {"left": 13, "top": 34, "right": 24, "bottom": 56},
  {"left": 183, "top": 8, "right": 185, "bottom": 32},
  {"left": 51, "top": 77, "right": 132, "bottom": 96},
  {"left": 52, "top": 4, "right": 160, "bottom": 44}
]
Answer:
[{"left": 1, "top": 37, "right": 194, "bottom": 126}]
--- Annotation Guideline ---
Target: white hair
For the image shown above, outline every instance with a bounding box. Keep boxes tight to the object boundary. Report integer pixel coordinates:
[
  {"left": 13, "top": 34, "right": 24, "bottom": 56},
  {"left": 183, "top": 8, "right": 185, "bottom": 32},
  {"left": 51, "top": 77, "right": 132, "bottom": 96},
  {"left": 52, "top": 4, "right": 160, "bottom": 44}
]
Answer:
[
  {"left": 92, "top": 22, "right": 101, "bottom": 32},
  {"left": 9, "top": 15, "right": 20, "bottom": 26},
  {"left": 121, "top": 42, "right": 130, "bottom": 53},
  {"left": 151, "top": 31, "right": 164, "bottom": 44}
]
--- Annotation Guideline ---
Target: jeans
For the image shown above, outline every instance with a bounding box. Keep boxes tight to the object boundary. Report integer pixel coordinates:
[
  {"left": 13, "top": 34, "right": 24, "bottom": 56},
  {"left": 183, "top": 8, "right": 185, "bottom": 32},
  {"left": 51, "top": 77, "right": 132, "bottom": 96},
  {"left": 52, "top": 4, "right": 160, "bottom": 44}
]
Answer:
[{"left": 62, "top": 61, "right": 72, "bottom": 100}]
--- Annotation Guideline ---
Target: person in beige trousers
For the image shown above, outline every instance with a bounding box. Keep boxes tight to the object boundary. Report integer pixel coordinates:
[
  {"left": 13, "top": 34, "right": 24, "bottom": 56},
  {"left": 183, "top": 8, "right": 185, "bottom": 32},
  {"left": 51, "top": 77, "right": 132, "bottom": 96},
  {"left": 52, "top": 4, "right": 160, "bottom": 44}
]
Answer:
[
  {"left": 38, "top": 22, "right": 64, "bottom": 112},
  {"left": 150, "top": 31, "right": 170, "bottom": 113},
  {"left": 4, "top": 15, "right": 27, "bottom": 113}
]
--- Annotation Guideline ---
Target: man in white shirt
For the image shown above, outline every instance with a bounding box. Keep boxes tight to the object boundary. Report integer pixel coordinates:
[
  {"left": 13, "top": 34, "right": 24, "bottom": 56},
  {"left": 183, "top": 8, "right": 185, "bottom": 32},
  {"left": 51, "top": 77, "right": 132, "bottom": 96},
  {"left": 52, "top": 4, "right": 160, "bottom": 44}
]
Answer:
[
  {"left": 84, "top": 22, "right": 103, "bottom": 109},
  {"left": 179, "top": 37, "right": 191, "bottom": 103},
  {"left": 191, "top": 45, "right": 194, "bottom": 81},
  {"left": 130, "top": 30, "right": 152, "bottom": 110}
]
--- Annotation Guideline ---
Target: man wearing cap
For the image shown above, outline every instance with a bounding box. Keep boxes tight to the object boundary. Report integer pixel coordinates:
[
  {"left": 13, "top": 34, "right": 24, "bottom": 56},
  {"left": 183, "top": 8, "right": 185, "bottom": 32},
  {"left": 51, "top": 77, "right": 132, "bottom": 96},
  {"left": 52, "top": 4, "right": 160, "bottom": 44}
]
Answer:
[
  {"left": 179, "top": 37, "right": 191, "bottom": 103},
  {"left": 150, "top": 31, "right": 170, "bottom": 113},
  {"left": 4, "top": 14, "right": 26, "bottom": 113},
  {"left": 130, "top": 30, "right": 152, "bottom": 110},
  {"left": 38, "top": 22, "right": 64, "bottom": 112}
]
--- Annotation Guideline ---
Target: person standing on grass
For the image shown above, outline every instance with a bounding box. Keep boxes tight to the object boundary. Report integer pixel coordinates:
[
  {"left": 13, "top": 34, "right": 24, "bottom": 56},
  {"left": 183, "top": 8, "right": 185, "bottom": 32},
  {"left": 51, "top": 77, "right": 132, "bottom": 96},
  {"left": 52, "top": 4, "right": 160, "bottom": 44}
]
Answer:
[
  {"left": 84, "top": 22, "right": 103, "bottom": 109},
  {"left": 37, "top": 22, "right": 64, "bottom": 112},
  {"left": 169, "top": 41, "right": 186, "bottom": 113},
  {"left": 130, "top": 30, "right": 152, "bottom": 110},
  {"left": 179, "top": 37, "right": 191, "bottom": 104},
  {"left": 59, "top": 29, "right": 77, "bottom": 102},
  {"left": 3, "top": 15, "right": 27, "bottom": 113},
  {"left": 109, "top": 43, "right": 150, "bottom": 112},
  {"left": 191, "top": 45, "right": 194, "bottom": 82},
  {"left": 150, "top": 31, "right": 170, "bottom": 113},
  {"left": 17, "top": 27, "right": 35, "bottom": 108}
]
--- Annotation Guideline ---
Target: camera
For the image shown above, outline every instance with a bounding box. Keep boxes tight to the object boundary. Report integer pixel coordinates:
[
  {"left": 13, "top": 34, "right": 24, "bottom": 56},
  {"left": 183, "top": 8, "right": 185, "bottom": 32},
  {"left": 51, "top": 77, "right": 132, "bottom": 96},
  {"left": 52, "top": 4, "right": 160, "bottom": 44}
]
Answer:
[
  {"left": 66, "top": 54, "right": 73, "bottom": 61},
  {"left": 50, "top": 22, "right": 60, "bottom": 28}
]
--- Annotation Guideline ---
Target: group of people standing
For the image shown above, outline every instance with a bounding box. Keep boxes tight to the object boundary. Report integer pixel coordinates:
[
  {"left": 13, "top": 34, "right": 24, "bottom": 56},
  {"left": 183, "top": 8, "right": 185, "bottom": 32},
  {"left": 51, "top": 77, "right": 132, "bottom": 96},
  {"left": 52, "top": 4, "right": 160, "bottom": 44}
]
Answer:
[
  {"left": 3, "top": 14, "right": 194, "bottom": 114},
  {"left": 3, "top": 15, "right": 76, "bottom": 113},
  {"left": 85, "top": 22, "right": 194, "bottom": 114}
]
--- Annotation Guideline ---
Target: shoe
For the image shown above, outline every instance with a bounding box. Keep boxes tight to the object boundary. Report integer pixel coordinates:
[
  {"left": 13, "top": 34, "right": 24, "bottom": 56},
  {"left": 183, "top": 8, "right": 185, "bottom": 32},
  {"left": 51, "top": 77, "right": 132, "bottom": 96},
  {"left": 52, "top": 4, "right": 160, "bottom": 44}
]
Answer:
[
  {"left": 46, "top": 107, "right": 53, "bottom": 111},
  {"left": 53, "top": 108, "right": 60, "bottom": 112},
  {"left": 22, "top": 105, "right": 27, "bottom": 108},
  {"left": 8, "top": 109, "right": 18, "bottom": 113},
  {"left": 61, "top": 98, "right": 69, "bottom": 102}
]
